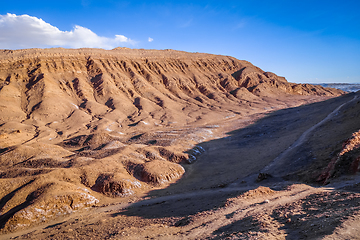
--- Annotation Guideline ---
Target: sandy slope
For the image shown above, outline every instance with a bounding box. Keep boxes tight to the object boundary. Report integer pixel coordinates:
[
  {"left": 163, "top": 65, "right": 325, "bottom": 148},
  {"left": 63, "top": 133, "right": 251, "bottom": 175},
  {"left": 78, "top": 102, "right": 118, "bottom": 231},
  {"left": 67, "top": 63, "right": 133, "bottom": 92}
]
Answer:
[
  {"left": 3, "top": 91, "right": 360, "bottom": 240},
  {"left": 0, "top": 48, "right": 349, "bottom": 236}
]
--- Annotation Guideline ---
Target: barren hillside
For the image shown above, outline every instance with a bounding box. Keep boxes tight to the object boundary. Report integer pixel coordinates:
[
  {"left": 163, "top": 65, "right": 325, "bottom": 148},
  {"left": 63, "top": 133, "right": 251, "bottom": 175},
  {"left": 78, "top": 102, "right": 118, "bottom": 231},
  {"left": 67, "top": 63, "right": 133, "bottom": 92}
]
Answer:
[{"left": 0, "top": 48, "right": 344, "bottom": 234}]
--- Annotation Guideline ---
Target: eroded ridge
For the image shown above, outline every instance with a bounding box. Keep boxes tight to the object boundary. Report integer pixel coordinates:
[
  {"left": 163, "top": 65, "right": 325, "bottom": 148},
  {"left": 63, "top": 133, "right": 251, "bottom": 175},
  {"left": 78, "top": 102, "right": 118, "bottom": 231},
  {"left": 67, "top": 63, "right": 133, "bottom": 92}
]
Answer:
[{"left": 0, "top": 48, "right": 343, "bottom": 232}]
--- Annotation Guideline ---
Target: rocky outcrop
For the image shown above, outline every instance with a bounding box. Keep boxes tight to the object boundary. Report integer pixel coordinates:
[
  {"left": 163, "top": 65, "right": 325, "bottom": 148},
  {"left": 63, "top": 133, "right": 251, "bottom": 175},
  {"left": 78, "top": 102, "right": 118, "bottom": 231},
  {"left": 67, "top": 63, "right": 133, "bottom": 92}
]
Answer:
[
  {"left": 137, "top": 160, "right": 185, "bottom": 185},
  {"left": 92, "top": 173, "right": 141, "bottom": 197},
  {"left": 317, "top": 129, "right": 360, "bottom": 184},
  {"left": 0, "top": 48, "right": 342, "bottom": 127}
]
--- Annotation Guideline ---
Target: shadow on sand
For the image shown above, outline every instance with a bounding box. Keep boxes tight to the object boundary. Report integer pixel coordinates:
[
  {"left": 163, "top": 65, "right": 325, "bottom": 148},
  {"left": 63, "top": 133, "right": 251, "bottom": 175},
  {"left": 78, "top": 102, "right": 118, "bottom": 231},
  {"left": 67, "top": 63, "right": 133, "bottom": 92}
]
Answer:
[{"left": 114, "top": 93, "right": 360, "bottom": 238}]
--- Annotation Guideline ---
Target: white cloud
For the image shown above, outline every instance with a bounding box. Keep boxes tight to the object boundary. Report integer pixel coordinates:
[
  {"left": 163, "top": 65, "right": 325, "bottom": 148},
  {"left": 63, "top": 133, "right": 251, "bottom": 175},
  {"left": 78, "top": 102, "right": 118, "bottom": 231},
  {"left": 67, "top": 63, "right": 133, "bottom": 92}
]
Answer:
[
  {"left": 148, "top": 37, "right": 154, "bottom": 42},
  {"left": 115, "top": 35, "right": 130, "bottom": 42},
  {"left": 0, "top": 13, "right": 135, "bottom": 49}
]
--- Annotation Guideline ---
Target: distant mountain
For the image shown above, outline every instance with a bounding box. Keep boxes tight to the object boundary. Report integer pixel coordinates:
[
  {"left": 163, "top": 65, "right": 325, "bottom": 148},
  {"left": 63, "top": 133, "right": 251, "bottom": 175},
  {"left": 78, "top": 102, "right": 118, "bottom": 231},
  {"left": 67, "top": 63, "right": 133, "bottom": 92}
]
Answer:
[{"left": 318, "top": 83, "right": 360, "bottom": 92}]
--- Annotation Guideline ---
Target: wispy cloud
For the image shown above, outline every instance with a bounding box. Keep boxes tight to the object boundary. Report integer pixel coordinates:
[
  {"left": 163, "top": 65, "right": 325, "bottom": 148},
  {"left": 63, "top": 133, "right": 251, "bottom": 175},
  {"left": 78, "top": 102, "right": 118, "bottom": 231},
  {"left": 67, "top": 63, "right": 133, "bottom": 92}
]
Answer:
[
  {"left": 235, "top": 19, "right": 247, "bottom": 29},
  {"left": 148, "top": 37, "right": 154, "bottom": 42},
  {"left": 179, "top": 18, "right": 193, "bottom": 28},
  {"left": 0, "top": 13, "right": 135, "bottom": 49}
]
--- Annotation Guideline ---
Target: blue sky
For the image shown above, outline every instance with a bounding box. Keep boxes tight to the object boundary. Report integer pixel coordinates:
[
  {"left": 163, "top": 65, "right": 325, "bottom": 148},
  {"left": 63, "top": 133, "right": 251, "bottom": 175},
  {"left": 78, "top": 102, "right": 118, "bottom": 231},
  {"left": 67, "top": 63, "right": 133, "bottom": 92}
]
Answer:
[{"left": 1, "top": 0, "right": 359, "bottom": 83}]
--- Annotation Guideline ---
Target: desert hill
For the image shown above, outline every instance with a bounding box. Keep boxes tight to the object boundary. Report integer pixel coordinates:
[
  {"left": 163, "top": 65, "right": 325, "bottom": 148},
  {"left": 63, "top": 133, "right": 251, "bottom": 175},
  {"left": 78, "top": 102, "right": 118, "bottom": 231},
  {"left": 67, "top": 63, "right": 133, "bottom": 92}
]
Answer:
[{"left": 0, "top": 48, "right": 344, "bottom": 233}]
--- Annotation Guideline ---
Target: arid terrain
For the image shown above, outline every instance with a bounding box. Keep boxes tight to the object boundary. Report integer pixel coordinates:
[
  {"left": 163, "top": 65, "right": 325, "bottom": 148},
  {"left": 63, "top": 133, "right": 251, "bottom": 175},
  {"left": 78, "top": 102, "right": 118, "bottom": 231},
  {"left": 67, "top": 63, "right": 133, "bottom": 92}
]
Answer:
[{"left": 1, "top": 48, "right": 360, "bottom": 239}]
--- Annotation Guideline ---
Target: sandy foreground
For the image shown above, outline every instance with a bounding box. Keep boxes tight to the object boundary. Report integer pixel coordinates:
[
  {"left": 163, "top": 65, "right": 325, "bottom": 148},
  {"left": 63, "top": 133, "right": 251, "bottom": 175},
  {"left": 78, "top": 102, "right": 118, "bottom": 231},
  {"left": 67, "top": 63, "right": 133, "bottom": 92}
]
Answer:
[
  {"left": 2, "top": 91, "right": 360, "bottom": 240},
  {"left": 0, "top": 48, "right": 359, "bottom": 239}
]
